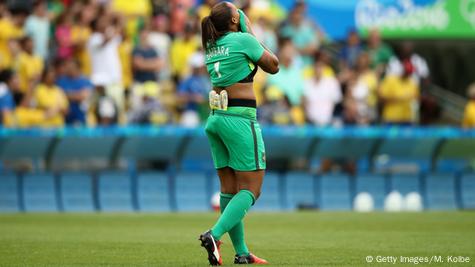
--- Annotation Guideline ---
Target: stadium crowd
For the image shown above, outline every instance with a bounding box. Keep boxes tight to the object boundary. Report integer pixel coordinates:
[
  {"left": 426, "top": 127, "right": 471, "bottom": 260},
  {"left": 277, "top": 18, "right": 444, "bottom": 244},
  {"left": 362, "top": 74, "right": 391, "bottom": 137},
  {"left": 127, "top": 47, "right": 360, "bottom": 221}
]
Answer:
[{"left": 0, "top": 0, "right": 474, "bottom": 128}]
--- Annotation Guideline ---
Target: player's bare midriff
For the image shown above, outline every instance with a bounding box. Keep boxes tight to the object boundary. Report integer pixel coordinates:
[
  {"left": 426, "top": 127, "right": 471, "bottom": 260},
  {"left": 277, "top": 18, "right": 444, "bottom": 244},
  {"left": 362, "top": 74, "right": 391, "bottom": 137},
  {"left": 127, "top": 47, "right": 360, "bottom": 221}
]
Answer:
[{"left": 213, "top": 83, "right": 255, "bottom": 100}]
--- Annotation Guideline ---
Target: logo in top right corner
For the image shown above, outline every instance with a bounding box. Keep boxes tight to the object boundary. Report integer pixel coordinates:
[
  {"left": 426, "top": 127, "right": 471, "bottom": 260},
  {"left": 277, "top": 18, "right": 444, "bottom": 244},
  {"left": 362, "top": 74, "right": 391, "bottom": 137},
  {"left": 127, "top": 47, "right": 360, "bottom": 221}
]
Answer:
[{"left": 461, "top": 0, "right": 475, "bottom": 28}]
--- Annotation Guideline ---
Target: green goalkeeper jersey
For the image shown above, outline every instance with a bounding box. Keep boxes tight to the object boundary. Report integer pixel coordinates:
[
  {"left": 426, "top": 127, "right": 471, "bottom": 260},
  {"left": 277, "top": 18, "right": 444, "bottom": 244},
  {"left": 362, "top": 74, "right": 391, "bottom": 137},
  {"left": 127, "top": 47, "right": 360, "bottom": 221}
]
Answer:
[{"left": 205, "top": 32, "right": 265, "bottom": 87}]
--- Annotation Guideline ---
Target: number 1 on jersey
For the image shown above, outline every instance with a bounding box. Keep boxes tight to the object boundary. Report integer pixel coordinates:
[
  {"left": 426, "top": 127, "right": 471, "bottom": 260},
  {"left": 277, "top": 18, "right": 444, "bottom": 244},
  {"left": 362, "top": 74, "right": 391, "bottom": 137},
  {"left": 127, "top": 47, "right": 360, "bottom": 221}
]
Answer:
[{"left": 214, "top": 61, "right": 221, "bottom": 78}]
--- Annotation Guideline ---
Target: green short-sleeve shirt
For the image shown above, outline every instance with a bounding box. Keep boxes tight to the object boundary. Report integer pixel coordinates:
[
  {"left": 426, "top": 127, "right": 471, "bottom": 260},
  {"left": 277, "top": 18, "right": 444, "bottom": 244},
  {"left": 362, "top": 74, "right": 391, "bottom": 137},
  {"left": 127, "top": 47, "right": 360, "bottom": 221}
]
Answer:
[{"left": 205, "top": 32, "right": 265, "bottom": 87}]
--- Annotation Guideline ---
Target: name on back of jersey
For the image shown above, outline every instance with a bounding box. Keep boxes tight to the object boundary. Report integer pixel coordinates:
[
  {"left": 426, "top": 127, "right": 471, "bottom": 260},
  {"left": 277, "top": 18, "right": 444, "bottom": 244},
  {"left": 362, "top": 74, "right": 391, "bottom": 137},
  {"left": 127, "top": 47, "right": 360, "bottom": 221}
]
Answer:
[{"left": 206, "top": 46, "right": 229, "bottom": 60}]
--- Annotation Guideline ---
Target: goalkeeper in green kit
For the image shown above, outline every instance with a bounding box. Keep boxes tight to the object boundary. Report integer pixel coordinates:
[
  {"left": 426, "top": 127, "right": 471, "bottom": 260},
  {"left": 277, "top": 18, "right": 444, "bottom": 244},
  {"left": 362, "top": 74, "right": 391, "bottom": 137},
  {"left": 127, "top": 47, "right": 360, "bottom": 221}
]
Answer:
[{"left": 198, "top": 1, "right": 279, "bottom": 265}]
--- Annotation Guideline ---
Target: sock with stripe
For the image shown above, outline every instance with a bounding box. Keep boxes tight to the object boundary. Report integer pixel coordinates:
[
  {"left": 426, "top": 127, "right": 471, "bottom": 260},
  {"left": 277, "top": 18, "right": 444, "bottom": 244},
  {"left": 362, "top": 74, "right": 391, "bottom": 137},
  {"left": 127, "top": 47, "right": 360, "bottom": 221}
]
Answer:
[
  {"left": 211, "top": 190, "right": 255, "bottom": 247},
  {"left": 219, "top": 193, "right": 250, "bottom": 256}
]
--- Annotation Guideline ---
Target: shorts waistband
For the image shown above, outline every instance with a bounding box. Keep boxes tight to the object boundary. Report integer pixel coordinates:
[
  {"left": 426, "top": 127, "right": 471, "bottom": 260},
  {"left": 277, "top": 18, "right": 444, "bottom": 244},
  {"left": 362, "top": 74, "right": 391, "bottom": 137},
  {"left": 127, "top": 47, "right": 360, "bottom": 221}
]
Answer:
[
  {"left": 228, "top": 99, "right": 256, "bottom": 108},
  {"left": 211, "top": 106, "right": 257, "bottom": 120}
]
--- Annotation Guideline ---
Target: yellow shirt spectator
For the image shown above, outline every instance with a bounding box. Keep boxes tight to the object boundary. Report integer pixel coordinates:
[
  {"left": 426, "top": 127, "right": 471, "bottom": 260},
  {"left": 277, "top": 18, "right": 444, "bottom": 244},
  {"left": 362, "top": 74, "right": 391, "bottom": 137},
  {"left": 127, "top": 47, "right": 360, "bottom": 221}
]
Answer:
[
  {"left": 0, "top": 18, "right": 24, "bottom": 69},
  {"left": 197, "top": 4, "right": 212, "bottom": 21},
  {"left": 16, "top": 52, "right": 44, "bottom": 93},
  {"left": 462, "top": 101, "right": 475, "bottom": 128},
  {"left": 111, "top": 0, "right": 151, "bottom": 16},
  {"left": 34, "top": 84, "right": 69, "bottom": 127},
  {"left": 302, "top": 64, "right": 335, "bottom": 79},
  {"left": 72, "top": 25, "right": 92, "bottom": 75},
  {"left": 359, "top": 70, "right": 379, "bottom": 108},
  {"left": 14, "top": 107, "right": 46, "bottom": 128},
  {"left": 380, "top": 75, "right": 419, "bottom": 123},
  {"left": 170, "top": 35, "right": 200, "bottom": 79},
  {"left": 119, "top": 37, "right": 133, "bottom": 89}
]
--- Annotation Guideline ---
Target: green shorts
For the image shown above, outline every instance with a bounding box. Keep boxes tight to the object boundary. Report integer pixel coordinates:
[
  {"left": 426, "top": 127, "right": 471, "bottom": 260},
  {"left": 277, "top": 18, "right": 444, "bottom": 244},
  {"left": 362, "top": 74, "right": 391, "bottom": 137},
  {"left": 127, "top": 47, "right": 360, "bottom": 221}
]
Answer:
[{"left": 205, "top": 107, "right": 266, "bottom": 171}]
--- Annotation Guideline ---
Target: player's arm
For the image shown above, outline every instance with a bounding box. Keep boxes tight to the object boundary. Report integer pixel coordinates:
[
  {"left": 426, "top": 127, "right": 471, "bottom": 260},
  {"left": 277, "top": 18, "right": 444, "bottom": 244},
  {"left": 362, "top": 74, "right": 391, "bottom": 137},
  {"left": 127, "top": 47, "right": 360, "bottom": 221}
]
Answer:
[
  {"left": 257, "top": 50, "right": 279, "bottom": 74},
  {"left": 239, "top": 10, "right": 279, "bottom": 74}
]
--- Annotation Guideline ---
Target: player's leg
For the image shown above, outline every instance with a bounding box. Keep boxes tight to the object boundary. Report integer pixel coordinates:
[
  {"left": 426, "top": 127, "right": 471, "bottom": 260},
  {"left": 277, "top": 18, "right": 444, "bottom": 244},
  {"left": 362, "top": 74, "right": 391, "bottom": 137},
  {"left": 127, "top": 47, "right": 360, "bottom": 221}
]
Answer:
[
  {"left": 233, "top": 170, "right": 267, "bottom": 264},
  {"left": 209, "top": 115, "right": 268, "bottom": 263},
  {"left": 217, "top": 167, "right": 250, "bottom": 257},
  {"left": 210, "top": 170, "right": 260, "bottom": 243},
  {"left": 200, "top": 116, "right": 229, "bottom": 265}
]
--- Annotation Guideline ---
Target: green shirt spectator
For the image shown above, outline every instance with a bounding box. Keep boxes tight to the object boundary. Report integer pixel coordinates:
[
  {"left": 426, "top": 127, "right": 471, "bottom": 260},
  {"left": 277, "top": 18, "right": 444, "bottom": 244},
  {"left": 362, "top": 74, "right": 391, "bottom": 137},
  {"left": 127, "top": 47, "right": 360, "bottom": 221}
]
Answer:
[{"left": 365, "top": 29, "right": 394, "bottom": 72}]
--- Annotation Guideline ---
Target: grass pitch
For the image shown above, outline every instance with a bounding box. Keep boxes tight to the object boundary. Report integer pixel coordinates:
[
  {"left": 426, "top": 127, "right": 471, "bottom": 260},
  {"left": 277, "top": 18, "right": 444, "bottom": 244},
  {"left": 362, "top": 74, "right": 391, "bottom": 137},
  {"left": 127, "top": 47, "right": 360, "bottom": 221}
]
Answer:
[{"left": 0, "top": 212, "right": 474, "bottom": 266}]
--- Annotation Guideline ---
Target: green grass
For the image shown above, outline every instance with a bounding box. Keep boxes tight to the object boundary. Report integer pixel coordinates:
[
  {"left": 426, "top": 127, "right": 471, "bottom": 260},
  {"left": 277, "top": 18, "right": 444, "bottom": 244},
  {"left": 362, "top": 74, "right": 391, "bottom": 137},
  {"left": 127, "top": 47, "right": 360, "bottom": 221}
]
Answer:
[{"left": 0, "top": 212, "right": 474, "bottom": 266}]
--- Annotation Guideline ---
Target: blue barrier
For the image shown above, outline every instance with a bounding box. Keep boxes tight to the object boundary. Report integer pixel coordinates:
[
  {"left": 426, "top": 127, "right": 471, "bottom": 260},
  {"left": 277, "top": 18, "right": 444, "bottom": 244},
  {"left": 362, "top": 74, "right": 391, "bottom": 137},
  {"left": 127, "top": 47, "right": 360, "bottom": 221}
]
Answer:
[
  {"left": 285, "top": 171, "right": 316, "bottom": 210},
  {"left": 425, "top": 173, "right": 457, "bottom": 210},
  {"left": 1, "top": 126, "right": 474, "bottom": 212},
  {"left": 137, "top": 172, "right": 170, "bottom": 212},
  {"left": 0, "top": 173, "right": 19, "bottom": 212},
  {"left": 22, "top": 173, "right": 58, "bottom": 212},
  {"left": 252, "top": 172, "right": 282, "bottom": 211},
  {"left": 355, "top": 174, "right": 387, "bottom": 210},
  {"left": 1, "top": 170, "right": 474, "bottom": 212},
  {"left": 98, "top": 172, "right": 134, "bottom": 212},
  {"left": 318, "top": 174, "right": 352, "bottom": 210},
  {"left": 175, "top": 172, "right": 209, "bottom": 211},
  {"left": 60, "top": 172, "right": 95, "bottom": 212},
  {"left": 461, "top": 174, "right": 475, "bottom": 209},
  {"left": 1, "top": 126, "right": 474, "bottom": 172}
]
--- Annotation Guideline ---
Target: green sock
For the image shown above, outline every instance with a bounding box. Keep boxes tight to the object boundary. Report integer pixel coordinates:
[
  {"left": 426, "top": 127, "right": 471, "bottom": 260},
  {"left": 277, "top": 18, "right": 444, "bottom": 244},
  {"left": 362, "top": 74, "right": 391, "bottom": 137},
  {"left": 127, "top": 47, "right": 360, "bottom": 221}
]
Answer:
[
  {"left": 211, "top": 190, "right": 255, "bottom": 243},
  {"left": 220, "top": 193, "right": 250, "bottom": 256}
]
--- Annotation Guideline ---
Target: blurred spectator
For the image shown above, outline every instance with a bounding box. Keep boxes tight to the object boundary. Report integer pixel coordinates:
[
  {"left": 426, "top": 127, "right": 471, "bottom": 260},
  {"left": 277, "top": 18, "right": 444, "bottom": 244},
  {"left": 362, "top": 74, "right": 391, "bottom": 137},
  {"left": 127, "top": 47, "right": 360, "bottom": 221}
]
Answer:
[
  {"left": 177, "top": 52, "right": 210, "bottom": 127},
  {"left": 365, "top": 28, "right": 393, "bottom": 76},
  {"left": 253, "top": 16, "right": 278, "bottom": 53},
  {"left": 34, "top": 67, "right": 69, "bottom": 127},
  {"left": 111, "top": 0, "right": 152, "bottom": 18},
  {"left": 71, "top": 7, "right": 94, "bottom": 76},
  {"left": 259, "top": 86, "right": 293, "bottom": 125},
  {"left": 339, "top": 29, "right": 363, "bottom": 70},
  {"left": 169, "top": 0, "right": 194, "bottom": 35},
  {"left": 87, "top": 15, "right": 124, "bottom": 110},
  {"left": 24, "top": 0, "right": 50, "bottom": 60},
  {"left": 344, "top": 52, "right": 378, "bottom": 125},
  {"left": 303, "top": 49, "right": 335, "bottom": 80},
  {"left": 170, "top": 23, "right": 200, "bottom": 81},
  {"left": 0, "top": 0, "right": 450, "bottom": 129},
  {"left": 128, "top": 82, "right": 170, "bottom": 125},
  {"left": 16, "top": 36, "right": 43, "bottom": 93},
  {"left": 48, "top": 0, "right": 66, "bottom": 20},
  {"left": 0, "top": 69, "right": 15, "bottom": 126},
  {"left": 280, "top": 1, "right": 320, "bottom": 64},
  {"left": 0, "top": 69, "right": 46, "bottom": 128},
  {"left": 133, "top": 28, "right": 163, "bottom": 83},
  {"left": 196, "top": 0, "right": 217, "bottom": 21},
  {"left": 0, "top": 7, "right": 27, "bottom": 70},
  {"left": 386, "top": 42, "right": 429, "bottom": 86},
  {"left": 462, "top": 83, "right": 475, "bottom": 128},
  {"left": 302, "top": 60, "right": 342, "bottom": 126},
  {"left": 119, "top": 29, "right": 133, "bottom": 91},
  {"left": 379, "top": 60, "right": 419, "bottom": 125},
  {"left": 148, "top": 15, "right": 171, "bottom": 80},
  {"left": 93, "top": 85, "right": 119, "bottom": 126},
  {"left": 55, "top": 10, "right": 74, "bottom": 59},
  {"left": 267, "top": 39, "right": 304, "bottom": 107},
  {"left": 56, "top": 59, "right": 93, "bottom": 125}
]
